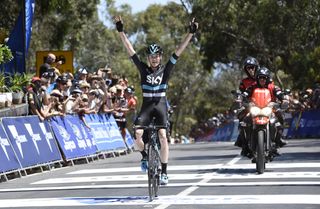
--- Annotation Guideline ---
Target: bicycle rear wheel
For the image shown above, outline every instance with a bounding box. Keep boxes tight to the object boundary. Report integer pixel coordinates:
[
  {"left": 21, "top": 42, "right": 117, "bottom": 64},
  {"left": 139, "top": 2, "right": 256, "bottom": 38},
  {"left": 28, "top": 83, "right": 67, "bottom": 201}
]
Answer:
[{"left": 148, "top": 143, "right": 160, "bottom": 201}]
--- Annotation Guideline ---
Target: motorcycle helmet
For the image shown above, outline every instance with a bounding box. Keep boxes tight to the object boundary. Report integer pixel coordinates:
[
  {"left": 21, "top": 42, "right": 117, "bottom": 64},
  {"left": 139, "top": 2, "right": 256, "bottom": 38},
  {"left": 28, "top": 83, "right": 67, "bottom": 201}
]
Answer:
[
  {"left": 242, "top": 56, "right": 259, "bottom": 79},
  {"left": 146, "top": 44, "right": 163, "bottom": 55},
  {"left": 256, "top": 66, "right": 271, "bottom": 84}
]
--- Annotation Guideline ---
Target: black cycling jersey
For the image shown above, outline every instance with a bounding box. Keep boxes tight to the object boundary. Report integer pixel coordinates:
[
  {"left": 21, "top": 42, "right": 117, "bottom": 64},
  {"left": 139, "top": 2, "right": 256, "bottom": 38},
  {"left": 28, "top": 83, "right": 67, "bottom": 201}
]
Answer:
[
  {"left": 131, "top": 53, "right": 179, "bottom": 127},
  {"left": 131, "top": 53, "right": 179, "bottom": 102}
]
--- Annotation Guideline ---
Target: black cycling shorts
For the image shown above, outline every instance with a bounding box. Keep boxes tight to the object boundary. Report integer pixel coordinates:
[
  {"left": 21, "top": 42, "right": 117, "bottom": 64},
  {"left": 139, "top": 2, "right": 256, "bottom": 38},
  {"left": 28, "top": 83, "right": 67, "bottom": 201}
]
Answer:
[{"left": 134, "top": 100, "right": 168, "bottom": 128}]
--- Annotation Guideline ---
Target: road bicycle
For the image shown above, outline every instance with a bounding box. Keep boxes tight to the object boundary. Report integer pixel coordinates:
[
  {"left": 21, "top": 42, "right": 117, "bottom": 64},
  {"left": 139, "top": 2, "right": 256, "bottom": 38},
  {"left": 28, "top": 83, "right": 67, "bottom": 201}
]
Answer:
[{"left": 144, "top": 119, "right": 162, "bottom": 201}]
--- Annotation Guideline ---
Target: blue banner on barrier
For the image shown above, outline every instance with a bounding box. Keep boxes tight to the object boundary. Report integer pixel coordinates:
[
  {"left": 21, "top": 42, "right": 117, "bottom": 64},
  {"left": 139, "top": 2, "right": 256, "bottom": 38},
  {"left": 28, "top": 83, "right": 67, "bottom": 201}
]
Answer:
[
  {"left": 2, "top": 116, "right": 61, "bottom": 168},
  {"left": 212, "top": 120, "right": 239, "bottom": 142},
  {"left": 50, "top": 116, "right": 97, "bottom": 160},
  {"left": 0, "top": 124, "right": 21, "bottom": 173},
  {"left": 286, "top": 110, "right": 320, "bottom": 138},
  {"left": 125, "top": 129, "right": 134, "bottom": 148},
  {"left": 84, "top": 114, "right": 126, "bottom": 152}
]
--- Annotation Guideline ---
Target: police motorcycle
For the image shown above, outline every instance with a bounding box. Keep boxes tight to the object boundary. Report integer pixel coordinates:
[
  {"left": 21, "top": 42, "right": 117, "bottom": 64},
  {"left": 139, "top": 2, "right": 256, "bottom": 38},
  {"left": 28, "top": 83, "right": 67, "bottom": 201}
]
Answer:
[{"left": 231, "top": 88, "right": 287, "bottom": 174}]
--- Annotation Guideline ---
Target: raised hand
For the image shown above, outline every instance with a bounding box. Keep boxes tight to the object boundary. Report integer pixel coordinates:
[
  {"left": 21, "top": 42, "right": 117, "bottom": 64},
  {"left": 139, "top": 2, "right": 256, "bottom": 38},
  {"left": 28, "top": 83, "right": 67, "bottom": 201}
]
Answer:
[
  {"left": 189, "top": 17, "right": 198, "bottom": 34},
  {"left": 113, "top": 15, "right": 124, "bottom": 32}
]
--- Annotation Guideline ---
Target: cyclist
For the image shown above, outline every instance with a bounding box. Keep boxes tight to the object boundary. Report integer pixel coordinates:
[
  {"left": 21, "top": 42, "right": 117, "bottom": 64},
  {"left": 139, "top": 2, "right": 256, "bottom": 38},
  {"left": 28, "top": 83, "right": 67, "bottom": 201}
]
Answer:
[{"left": 114, "top": 15, "right": 198, "bottom": 185}]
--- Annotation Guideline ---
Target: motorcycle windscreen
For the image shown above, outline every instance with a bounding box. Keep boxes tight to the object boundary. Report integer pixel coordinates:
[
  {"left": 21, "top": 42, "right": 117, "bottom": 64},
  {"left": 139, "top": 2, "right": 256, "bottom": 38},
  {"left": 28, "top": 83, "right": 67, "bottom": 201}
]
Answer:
[{"left": 251, "top": 88, "right": 272, "bottom": 108}]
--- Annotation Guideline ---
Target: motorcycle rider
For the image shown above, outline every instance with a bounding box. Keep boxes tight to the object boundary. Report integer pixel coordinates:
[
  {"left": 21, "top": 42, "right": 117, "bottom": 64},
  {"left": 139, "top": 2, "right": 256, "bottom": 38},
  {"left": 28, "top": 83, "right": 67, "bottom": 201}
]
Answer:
[
  {"left": 246, "top": 67, "right": 287, "bottom": 150},
  {"left": 234, "top": 57, "right": 260, "bottom": 156}
]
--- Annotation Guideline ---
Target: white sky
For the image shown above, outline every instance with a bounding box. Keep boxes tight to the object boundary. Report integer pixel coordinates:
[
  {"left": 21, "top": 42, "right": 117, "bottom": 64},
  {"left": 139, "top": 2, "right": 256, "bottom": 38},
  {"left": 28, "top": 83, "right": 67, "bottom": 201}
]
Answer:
[
  {"left": 98, "top": 0, "right": 182, "bottom": 26},
  {"left": 114, "top": 0, "right": 182, "bottom": 13}
]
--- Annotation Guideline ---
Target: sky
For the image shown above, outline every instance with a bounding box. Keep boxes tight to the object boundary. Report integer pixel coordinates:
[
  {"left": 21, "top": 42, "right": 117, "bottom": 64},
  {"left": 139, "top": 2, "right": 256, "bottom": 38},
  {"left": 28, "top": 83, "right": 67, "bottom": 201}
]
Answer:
[
  {"left": 114, "top": 0, "right": 181, "bottom": 13},
  {"left": 98, "top": 0, "right": 182, "bottom": 26}
]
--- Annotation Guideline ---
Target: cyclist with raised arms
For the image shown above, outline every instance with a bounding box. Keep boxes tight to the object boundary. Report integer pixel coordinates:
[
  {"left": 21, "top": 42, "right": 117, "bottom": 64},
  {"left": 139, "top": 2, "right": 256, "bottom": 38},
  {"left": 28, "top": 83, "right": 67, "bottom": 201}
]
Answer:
[{"left": 114, "top": 15, "right": 198, "bottom": 185}]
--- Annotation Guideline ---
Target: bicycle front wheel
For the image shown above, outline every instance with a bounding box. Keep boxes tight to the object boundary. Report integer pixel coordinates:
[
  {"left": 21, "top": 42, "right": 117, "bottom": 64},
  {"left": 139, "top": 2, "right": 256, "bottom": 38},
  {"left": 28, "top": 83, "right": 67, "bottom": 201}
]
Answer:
[{"left": 148, "top": 143, "right": 160, "bottom": 201}]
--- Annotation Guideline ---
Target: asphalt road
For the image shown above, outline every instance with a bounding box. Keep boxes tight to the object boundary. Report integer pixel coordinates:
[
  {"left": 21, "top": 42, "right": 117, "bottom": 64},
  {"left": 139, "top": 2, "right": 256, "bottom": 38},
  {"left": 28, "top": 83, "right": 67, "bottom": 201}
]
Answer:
[{"left": 0, "top": 139, "right": 319, "bottom": 209}]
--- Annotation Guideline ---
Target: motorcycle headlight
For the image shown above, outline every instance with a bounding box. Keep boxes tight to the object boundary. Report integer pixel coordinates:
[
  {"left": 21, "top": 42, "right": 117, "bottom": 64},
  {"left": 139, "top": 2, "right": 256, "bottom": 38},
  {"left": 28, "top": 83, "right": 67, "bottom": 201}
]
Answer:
[
  {"left": 261, "top": 107, "right": 272, "bottom": 116},
  {"left": 250, "top": 106, "right": 261, "bottom": 116}
]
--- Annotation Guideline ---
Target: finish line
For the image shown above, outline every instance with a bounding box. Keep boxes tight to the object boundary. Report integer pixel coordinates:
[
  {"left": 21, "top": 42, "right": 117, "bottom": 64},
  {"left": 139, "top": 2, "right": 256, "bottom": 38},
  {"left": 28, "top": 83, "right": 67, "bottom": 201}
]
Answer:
[{"left": 0, "top": 195, "right": 319, "bottom": 207}]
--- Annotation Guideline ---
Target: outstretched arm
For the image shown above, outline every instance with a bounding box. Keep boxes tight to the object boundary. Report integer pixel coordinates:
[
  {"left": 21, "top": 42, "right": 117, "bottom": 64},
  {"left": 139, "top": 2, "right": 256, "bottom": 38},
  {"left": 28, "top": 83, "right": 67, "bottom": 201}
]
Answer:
[
  {"left": 113, "top": 16, "right": 136, "bottom": 57},
  {"left": 175, "top": 18, "right": 198, "bottom": 56}
]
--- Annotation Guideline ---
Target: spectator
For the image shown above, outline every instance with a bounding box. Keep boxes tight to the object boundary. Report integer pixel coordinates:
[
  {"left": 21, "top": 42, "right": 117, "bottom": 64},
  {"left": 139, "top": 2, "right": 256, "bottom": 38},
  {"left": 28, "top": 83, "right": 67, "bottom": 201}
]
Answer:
[
  {"left": 112, "top": 85, "right": 129, "bottom": 144},
  {"left": 77, "top": 68, "right": 88, "bottom": 84},
  {"left": 39, "top": 53, "right": 61, "bottom": 77},
  {"left": 27, "top": 77, "right": 46, "bottom": 121},
  {"left": 64, "top": 88, "right": 82, "bottom": 114}
]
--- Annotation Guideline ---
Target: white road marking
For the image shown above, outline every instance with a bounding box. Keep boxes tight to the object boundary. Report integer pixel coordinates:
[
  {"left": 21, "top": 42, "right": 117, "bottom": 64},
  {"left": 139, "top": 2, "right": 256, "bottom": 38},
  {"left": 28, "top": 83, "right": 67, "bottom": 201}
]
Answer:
[
  {"left": 67, "top": 162, "right": 320, "bottom": 174},
  {"left": 0, "top": 195, "right": 319, "bottom": 207},
  {"left": 0, "top": 181, "right": 319, "bottom": 192},
  {"left": 31, "top": 172, "right": 320, "bottom": 184},
  {"left": 154, "top": 155, "right": 242, "bottom": 209}
]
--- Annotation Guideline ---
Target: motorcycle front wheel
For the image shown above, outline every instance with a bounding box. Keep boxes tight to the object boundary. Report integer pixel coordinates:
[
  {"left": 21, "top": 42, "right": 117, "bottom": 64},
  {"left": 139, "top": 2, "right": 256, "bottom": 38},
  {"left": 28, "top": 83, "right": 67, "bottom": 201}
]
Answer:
[{"left": 256, "top": 130, "right": 265, "bottom": 174}]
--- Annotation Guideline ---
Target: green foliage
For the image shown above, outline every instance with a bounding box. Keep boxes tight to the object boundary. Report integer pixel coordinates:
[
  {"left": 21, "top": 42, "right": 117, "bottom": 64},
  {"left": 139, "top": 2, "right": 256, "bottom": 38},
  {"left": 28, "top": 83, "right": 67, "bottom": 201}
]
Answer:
[
  {"left": 9, "top": 73, "right": 31, "bottom": 92},
  {"left": 3, "top": 0, "right": 320, "bottom": 135},
  {"left": 0, "top": 44, "right": 13, "bottom": 65}
]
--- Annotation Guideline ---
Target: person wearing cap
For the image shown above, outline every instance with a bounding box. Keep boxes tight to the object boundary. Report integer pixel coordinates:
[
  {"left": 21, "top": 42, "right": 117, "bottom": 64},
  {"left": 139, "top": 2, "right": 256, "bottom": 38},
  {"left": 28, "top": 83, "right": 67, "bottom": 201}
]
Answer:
[
  {"left": 112, "top": 85, "right": 129, "bottom": 145},
  {"left": 124, "top": 86, "right": 138, "bottom": 133},
  {"left": 64, "top": 88, "right": 82, "bottom": 114},
  {"left": 28, "top": 77, "right": 46, "bottom": 121},
  {"left": 77, "top": 68, "right": 88, "bottom": 83},
  {"left": 54, "top": 75, "right": 69, "bottom": 99},
  {"left": 46, "top": 89, "right": 64, "bottom": 116},
  {"left": 79, "top": 81, "right": 90, "bottom": 95}
]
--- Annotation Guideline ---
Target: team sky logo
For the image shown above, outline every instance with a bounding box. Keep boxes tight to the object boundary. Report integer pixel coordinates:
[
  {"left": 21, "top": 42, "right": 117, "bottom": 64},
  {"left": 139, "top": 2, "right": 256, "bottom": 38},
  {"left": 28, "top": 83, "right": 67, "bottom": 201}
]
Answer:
[{"left": 146, "top": 73, "right": 163, "bottom": 85}]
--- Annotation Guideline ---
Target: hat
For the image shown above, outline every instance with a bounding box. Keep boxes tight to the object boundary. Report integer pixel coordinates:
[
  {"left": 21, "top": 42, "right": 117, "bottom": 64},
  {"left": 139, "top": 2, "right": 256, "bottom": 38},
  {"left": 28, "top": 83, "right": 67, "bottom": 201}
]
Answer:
[
  {"left": 109, "top": 86, "right": 117, "bottom": 94},
  {"left": 125, "top": 87, "right": 134, "bottom": 94},
  {"left": 105, "top": 79, "right": 112, "bottom": 86},
  {"left": 71, "top": 88, "right": 82, "bottom": 94},
  {"left": 81, "top": 94, "right": 89, "bottom": 101},
  {"left": 80, "top": 82, "right": 90, "bottom": 88},
  {"left": 31, "top": 77, "right": 41, "bottom": 83},
  {"left": 89, "top": 89, "right": 99, "bottom": 96},
  {"left": 50, "top": 89, "right": 63, "bottom": 97},
  {"left": 78, "top": 68, "right": 88, "bottom": 75},
  {"left": 56, "top": 75, "right": 68, "bottom": 84},
  {"left": 115, "top": 84, "right": 123, "bottom": 91}
]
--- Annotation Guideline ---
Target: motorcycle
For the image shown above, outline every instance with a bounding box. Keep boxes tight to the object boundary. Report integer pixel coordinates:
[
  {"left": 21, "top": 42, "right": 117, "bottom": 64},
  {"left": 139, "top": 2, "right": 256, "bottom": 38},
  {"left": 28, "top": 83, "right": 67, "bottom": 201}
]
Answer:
[{"left": 231, "top": 88, "right": 286, "bottom": 174}]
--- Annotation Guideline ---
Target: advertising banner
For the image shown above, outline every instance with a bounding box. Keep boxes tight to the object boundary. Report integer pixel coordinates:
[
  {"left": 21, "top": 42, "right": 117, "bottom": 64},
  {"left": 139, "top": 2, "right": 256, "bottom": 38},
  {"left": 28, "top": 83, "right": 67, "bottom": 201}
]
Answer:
[
  {"left": 2, "top": 116, "right": 61, "bottom": 168},
  {"left": 286, "top": 110, "right": 320, "bottom": 138},
  {"left": 0, "top": 124, "right": 21, "bottom": 173},
  {"left": 212, "top": 120, "right": 239, "bottom": 142},
  {"left": 125, "top": 129, "right": 134, "bottom": 148},
  {"left": 84, "top": 114, "right": 127, "bottom": 152},
  {"left": 50, "top": 116, "right": 97, "bottom": 160}
]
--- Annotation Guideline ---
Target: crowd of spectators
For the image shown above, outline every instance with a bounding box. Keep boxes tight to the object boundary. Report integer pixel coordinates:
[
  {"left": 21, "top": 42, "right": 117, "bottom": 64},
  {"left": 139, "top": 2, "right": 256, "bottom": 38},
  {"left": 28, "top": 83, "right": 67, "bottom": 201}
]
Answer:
[{"left": 27, "top": 53, "right": 138, "bottom": 147}]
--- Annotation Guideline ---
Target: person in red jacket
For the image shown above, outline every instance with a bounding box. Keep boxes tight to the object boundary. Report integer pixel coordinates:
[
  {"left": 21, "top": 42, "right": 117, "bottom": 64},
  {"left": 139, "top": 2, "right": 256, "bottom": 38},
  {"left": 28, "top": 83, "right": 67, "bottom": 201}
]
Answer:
[{"left": 235, "top": 57, "right": 260, "bottom": 156}]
